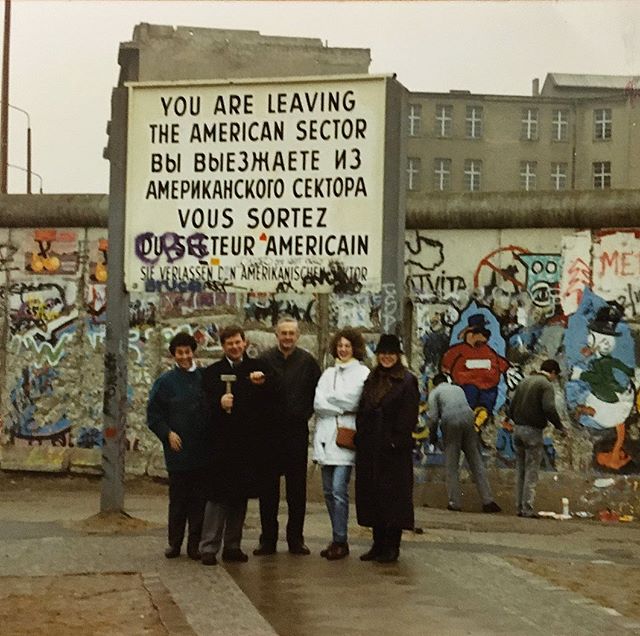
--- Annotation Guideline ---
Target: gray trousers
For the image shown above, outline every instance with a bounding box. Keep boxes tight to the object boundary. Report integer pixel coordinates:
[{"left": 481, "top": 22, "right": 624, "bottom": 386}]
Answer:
[
  {"left": 199, "top": 498, "right": 248, "bottom": 556},
  {"left": 513, "top": 425, "right": 544, "bottom": 516},
  {"left": 443, "top": 415, "right": 494, "bottom": 508}
]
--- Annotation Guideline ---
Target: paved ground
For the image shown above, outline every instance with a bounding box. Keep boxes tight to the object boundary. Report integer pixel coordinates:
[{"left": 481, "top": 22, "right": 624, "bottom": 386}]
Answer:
[{"left": 0, "top": 472, "right": 639, "bottom": 635}]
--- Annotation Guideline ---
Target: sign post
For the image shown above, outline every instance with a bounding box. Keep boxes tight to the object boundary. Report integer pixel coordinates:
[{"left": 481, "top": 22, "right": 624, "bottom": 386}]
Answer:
[{"left": 101, "top": 86, "right": 130, "bottom": 513}]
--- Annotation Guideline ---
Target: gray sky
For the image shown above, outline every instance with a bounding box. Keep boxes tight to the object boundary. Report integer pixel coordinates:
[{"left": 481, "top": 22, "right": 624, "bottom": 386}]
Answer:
[{"left": 6, "top": 0, "right": 640, "bottom": 193}]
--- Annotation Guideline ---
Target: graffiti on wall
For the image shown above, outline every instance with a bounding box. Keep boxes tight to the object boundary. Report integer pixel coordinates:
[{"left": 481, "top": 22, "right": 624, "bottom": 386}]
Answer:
[
  {"left": 130, "top": 298, "right": 157, "bottom": 328},
  {"left": 592, "top": 230, "right": 640, "bottom": 318},
  {"left": 9, "top": 281, "right": 76, "bottom": 338},
  {"left": 564, "top": 291, "right": 640, "bottom": 472},
  {"left": 409, "top": 228, "right": 640, "bottom": 474},
  {"left": 330, "top": 293, "right": 380, "bottom": 329},
  {"left": 8, "top": 280, "right": 78, "bottom": 365},
  {"left": 89, "top": 238, "right": 108, "bottom": 283},
  {"left": 159, "top": 291, "right": 238, "bottom": 318},
  {"left": 85, "top": 283, "right": 107, "bottom": 325},
  {"left": 0, "top": 239, "right": 18, "bottom": 274},
  {"left": 244, "top": 292, "right": 316, "bottom": 326},
  {"left": 405, "top": 232, "right": 467, "bottom": 301},
  {"left": 8, "top": 365, "right": 71, "bottom": 445},
  {"left": 24, "top": 229, "right": 78, "bottom": 275},
  {"left": 441, "top": 305, "right": 513, "bottom": 429},
  {"left": 516, "top": 253, "right": 562, "bottom": 320},
  {"left": 160, "top": 324, "right": 221, "bottom": 354},
  {"left": 4, "top": 224, "right": 640, "bottom": 476}
]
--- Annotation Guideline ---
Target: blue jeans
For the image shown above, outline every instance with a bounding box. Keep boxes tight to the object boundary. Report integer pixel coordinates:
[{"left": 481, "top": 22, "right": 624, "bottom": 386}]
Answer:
[{"left": 321, "top": 465, "right": 352, "bottom": 543}]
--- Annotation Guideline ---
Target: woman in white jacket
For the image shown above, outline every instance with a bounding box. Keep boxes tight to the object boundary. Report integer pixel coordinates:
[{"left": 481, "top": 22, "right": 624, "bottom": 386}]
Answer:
[{"left": 313, "top": 328, "right": 370, "bottom": 560}]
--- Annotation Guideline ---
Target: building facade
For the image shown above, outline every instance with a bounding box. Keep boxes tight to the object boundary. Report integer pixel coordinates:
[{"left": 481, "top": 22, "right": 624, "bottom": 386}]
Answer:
[{"left": 405, "top": 73, "right": 640, "bottom": 199}]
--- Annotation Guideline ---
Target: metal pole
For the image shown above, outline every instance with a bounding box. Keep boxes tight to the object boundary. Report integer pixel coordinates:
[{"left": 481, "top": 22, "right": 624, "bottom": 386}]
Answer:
[
  {"left": 100, "top": 86, "right": 129, "bottom": 513},
  {"left": 26, "top": 125, "right": 30, "bottom": 193},
  {"left": 1, "top": 0, "right": 11, "bottom": 193}
]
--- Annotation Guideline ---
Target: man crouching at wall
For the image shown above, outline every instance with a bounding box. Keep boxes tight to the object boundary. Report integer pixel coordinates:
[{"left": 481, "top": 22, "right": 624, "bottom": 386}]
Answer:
[
  {"left": 147, "top": 332, "right": 208, "bottom": 560},
  {"left": 199, "top": 325, "right": 279, "bottom": 566}
]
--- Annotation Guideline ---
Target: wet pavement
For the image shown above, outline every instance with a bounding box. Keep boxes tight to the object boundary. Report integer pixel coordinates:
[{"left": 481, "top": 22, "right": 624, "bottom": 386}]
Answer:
[{"left": 0, "top": 474, "right": 639, "bottom": 635}]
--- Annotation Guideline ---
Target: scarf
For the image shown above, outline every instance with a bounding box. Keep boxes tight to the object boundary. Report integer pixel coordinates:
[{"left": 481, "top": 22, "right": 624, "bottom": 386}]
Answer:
[{"left": 360, "top": 361, "right": 405, "bottom": 410}]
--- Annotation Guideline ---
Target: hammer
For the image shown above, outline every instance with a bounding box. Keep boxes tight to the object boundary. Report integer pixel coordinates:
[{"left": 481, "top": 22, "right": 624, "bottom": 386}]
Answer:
[{"left": 220, "top": 374, "right": 237, "bottom": 413}]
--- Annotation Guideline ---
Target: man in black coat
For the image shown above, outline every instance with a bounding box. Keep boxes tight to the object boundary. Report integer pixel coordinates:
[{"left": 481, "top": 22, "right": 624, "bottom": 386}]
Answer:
[
  {"left": 199, "top": 325, "right": 277, "bottom": 566},
  {"left": 254, "top": 317, "right": 321, "bottom": 556}
]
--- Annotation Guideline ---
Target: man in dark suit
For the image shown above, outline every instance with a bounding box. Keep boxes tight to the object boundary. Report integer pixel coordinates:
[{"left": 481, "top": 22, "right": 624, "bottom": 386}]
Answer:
[
  {"left": 199, "top": 325, "right": 277, "bottom": 566},
  {"left": 254, "top": 317, "right": 321, "bottom": 556}
]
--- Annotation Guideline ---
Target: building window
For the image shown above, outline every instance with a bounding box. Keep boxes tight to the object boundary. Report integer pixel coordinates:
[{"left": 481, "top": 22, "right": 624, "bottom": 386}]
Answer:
[
  {"left": 520, "top": 161, "right": 537, "bottom": 191},
  {"left": 408, "top": 104, "right": 421, "bottom": 137},
  {"left": 463, "top": 159, "right": 482, "bottom": 191},
  {"left": 594, "top": 109, "right": 612, "bottom": 140},
  {"left": 407, "top": 157, "right": 421, "bottom": 191},
  {"left": 433, "top": 158, "right": 451, "bottom": 191},
  {"left": 435, "top": 104, "right": 453, "bottom": 138},
  {"left": 550, "top": 162, "right": 567, "bottom": 191},
  {"left": 593, "top": 161, "right": 611, "bottom": 189},
  {"left": 465, "top": 105, "right": 483, "bottom": 139},
  {"left": 552, "top": 109, "right": 569, "bottom": 141},
  {"left": 521, "top": 108, "right": 538, "bottom": 140}
]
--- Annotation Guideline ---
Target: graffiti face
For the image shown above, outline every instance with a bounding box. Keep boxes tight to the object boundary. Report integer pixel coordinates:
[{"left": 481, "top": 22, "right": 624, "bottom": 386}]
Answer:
[
  {"left": 587, "top": 331, "right": 615, "bottom": 357},
  {"left": 464, "top": 330, "right": 488, "bottom": 347},
  {"left": 516, "top": 254, "right": 562, "bottom": 316}
]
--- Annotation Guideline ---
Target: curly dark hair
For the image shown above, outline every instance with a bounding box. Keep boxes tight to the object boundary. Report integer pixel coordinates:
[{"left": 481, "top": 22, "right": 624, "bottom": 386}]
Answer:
[
  {"left": 330, "top": 328, "right": 366, "bottom": 361},
  {"left": 169, "top": 332, "right": 197, "bottom": 355}
]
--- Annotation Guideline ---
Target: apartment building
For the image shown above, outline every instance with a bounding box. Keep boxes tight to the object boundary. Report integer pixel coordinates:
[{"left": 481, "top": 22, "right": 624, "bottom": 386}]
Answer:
[{"left": 405, "top": 73, "right": 640, "bottom": 198}]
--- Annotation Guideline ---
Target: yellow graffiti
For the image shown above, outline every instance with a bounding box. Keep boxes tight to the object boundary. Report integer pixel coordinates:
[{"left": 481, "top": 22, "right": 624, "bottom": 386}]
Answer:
[
  {"left": 31, "top": 252, "right": 61, "bottom": 273},
  {"left": 474, "top": 406, "right": 489, "bottom": 432},
  {"left": 25, "top": 298, "right": 61, "bottom": 323}
]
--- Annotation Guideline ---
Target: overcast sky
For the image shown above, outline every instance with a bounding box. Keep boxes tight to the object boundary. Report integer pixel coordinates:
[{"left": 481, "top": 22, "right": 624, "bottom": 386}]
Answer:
[{"left": 5, "top": 0, "right": 640, "bottom": 194}]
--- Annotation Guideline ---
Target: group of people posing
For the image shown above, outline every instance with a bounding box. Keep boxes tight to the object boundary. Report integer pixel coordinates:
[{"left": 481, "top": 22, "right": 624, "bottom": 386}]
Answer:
[
  {"left": 147, "top": 319, "right": 419, "bottom": 566},
  {"left": 148, "top": 317, "right": 566, "bottom": 567}
]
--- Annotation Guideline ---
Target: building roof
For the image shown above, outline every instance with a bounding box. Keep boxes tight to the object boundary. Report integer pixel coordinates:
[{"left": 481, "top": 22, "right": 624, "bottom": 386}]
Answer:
[{"left": 543, "top": 73, "right": 639, "bottom": 93}]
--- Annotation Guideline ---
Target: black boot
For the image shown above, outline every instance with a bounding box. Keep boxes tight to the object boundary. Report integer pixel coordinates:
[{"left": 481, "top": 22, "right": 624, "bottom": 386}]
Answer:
[
  {"left": 164, "top": 545, "right": 181, "bottom": 559},
  {"left": 360, "top": 544, "right": 383, "bottom": 561},
  {"left": 375, "top": 527, "right": 401, "bottom": 563},
  {"left": 375, "top": 548, "right": 400, "bottom": 563},
  {"left": 361, "top": 526, "right": 385, "bottom": 561}
]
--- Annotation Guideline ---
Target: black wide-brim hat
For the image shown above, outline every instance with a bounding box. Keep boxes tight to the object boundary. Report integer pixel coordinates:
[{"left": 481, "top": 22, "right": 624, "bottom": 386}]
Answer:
[
  {"left": 588, "top": 301, "right": 624, "bottom": 336},
  {"left": 375, "top": 334, "right": 403, "bottom": 354}
]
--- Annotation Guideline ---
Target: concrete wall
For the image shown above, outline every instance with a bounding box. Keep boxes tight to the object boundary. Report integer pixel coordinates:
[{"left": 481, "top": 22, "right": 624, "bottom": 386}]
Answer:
[{"left": 1, "top": 192, "right": 640, "bottom": 480}]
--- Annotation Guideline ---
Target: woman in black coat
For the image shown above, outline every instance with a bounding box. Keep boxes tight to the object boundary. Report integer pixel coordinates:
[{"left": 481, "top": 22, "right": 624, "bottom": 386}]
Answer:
[{"left": 355, "top": 334, "right": 419, "bottom": 563}]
